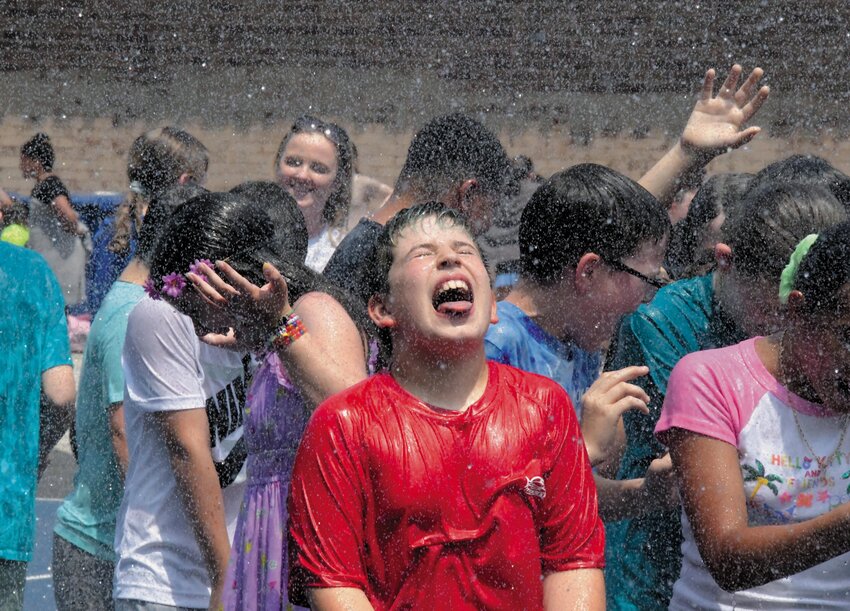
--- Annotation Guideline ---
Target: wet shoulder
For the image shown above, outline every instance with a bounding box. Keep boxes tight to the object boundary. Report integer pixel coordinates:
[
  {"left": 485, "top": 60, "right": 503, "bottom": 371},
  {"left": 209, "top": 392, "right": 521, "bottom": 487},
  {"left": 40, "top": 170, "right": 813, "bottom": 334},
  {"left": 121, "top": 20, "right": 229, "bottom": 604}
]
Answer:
[
  {"left": 312, "top": 373, "right": 394, "bottom": 424},
  {"left": 491, "top": 362, "right": 576, "bottom": 422},
  {"left": 0, "top": 241, "right": 60, "bottom": 298},
  {"left": 486, "top": 302, "right": 535, "bottom": 353},
  {"left": 672, "top": 338, "right": 752, "bottom": 381},
  {"left": 634, "top": 273, "right": 713, "bottom": 327}
]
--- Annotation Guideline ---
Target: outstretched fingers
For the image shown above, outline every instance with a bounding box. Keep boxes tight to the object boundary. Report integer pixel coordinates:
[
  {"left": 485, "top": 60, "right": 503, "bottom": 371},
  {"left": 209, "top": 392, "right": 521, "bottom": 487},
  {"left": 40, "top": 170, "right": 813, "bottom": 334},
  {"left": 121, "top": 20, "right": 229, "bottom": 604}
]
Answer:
[
  {"left": 700, "top": 68, "right": 717, "bottom": 101},
  {"left": 741, "top": 85, "right": 770, "bottom": 122},
  {"left": 717, "top": 64, "right": 743, "bottom": 99},
  {"left": 734, "top": 67, "right": 764, "bottom": 105}
]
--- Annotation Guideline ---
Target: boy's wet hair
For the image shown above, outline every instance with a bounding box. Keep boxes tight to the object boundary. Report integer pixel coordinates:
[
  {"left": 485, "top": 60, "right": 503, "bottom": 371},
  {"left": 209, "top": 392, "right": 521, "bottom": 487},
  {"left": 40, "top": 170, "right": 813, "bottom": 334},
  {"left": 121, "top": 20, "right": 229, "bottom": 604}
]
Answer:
[
  {"left": 370, "top": 201, "right": 482, "bottom": 299},
  {"left": 518, "top": 163, "right": 669, "bottom": 285},
  {"left": 724, "top": 181, "right": 848, "bottom": 280},
  {"left": 747, "top": 154, "right": 850, "bottom": 209},
  {"left": 793, "top": 221, "right": 850, "bottom": 315},
  {"left": 395, "top": 113, "right": 509, "bottom": 200}
]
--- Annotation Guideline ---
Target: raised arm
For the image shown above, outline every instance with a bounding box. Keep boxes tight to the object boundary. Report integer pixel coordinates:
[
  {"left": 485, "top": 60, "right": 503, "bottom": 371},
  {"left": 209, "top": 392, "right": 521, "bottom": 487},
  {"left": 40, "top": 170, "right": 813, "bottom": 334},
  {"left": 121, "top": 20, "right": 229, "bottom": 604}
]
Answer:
[
  {"left": 188, "top": 261, "right": 368, "bottom": 408},
  {"left": 639, "top": 64, "right": 770, "bottom": 208},
  {"left": 668, "top": 429, "right": 850, "bottom": 591}
]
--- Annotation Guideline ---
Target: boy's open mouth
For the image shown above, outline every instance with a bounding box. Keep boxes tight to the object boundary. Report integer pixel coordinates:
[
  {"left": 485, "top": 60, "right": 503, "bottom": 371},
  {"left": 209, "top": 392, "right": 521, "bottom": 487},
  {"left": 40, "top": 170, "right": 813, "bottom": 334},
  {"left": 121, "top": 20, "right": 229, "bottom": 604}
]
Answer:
[{"left": 432, "top": 279, "right": 474, "bottom": 315}]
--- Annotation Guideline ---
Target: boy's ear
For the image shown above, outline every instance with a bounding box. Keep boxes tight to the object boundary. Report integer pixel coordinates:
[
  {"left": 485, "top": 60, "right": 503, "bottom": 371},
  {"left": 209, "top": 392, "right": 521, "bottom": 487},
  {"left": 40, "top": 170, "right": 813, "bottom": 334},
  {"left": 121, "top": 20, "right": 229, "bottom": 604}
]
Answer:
[
  {"left": 785, "top": 289, "right": 806, "bottom": 315},
  {"left": 573, "top": 252, "right": 601, "bottom": 294},
  {"left": 368, "top": 293, "right": 396, "bottom": 329},
  {"left": 715, "top": 243, "right": 733, "bottom": 271}
]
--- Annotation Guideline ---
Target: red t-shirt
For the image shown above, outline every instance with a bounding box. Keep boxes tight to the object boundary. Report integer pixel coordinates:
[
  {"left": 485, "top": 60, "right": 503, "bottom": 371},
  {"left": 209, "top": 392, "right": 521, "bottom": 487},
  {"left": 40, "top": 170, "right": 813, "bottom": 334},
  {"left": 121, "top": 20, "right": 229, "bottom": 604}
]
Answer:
[{"left": 288, "top": 362, "right": 604, "bottom": 610}]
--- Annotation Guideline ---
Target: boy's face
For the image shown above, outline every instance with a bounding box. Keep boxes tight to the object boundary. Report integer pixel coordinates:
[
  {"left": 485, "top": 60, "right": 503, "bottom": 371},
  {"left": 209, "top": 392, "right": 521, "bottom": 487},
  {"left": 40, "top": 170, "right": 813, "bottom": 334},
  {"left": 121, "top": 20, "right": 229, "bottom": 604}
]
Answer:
[
  {"left": 578, "top": 238, "right": 667, "bottom": 350},
  {"left": 370, "top": 216, "right": 497, "bottom": 355}
]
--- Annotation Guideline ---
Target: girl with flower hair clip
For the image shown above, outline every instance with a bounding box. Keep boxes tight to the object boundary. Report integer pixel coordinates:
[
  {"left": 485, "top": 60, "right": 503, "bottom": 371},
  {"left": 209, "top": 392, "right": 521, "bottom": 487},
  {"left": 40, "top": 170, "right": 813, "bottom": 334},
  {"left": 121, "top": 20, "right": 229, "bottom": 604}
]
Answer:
[
  {"left": 143, "top": 188, "right": 372, "bottom": 610},
  {"left": 656, "top": 220, "right": 850, "bottom": 608}
]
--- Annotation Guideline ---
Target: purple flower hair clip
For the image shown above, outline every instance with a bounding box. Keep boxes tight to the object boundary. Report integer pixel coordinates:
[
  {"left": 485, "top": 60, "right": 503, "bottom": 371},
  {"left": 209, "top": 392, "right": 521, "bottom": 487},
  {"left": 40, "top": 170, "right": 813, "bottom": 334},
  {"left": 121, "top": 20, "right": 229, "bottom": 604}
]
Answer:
[
  {"left": 161, "top": 273, "right": 187, "bottom": 299},
  {"left": 143, "top": 277, "right": 162, "bottom": 300},
  {"left": 189, "top": 258, "right": 214, "bottom": 277}
]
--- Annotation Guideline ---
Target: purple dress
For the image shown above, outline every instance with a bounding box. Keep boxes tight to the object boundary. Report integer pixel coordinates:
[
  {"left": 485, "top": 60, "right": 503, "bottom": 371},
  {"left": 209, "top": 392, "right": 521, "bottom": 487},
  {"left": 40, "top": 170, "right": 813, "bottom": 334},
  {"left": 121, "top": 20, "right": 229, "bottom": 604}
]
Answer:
[{"left": 222, "top": 352, "right": 310, "bottom": 610}]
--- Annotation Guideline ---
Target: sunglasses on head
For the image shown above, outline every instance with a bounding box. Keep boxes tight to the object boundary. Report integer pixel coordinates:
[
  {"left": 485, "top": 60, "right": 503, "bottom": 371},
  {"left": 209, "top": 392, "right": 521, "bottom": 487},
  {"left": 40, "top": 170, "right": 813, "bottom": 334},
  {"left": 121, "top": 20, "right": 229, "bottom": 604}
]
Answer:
[{"left": 292, "top": 115, "right": 348, "bottom": 147}]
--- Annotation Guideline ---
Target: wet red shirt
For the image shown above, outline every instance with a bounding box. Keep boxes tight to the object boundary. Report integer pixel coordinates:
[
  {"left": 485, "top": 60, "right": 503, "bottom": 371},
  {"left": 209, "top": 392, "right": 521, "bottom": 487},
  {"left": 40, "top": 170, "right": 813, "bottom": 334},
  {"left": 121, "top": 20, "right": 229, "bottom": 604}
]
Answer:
[{"left": 288, "top": 362, "right": 604, "bottom": 610}]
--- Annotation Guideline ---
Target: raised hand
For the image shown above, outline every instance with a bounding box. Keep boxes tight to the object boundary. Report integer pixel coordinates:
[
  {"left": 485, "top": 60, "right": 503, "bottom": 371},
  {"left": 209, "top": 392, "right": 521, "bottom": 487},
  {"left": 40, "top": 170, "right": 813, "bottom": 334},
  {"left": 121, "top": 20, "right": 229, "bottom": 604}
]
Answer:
[
  {"left": 681, "top": 64, "right": 770, "bottom": 158},
  {"left": 580, "top": 366, "right": 650, "bottom": 466},
  {"left": 187, "top": 260, "right": 292, "bottom": 346}
]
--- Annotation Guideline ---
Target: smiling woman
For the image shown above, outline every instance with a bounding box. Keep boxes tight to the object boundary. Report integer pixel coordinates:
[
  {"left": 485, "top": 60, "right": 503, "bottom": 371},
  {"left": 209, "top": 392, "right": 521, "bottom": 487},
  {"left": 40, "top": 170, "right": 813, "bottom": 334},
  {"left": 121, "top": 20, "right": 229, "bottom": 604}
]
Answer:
[{"left": 274, "top": 115, "right": 354, "bottom": 271}]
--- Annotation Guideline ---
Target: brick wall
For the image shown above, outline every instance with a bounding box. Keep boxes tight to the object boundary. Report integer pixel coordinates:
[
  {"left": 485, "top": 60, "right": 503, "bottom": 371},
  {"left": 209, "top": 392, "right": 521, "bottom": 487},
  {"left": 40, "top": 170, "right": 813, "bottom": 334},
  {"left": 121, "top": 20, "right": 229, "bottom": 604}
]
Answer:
[
  {"left": 1, "top": 117, "right": 847, "bottom": 195},
  {"left": 0, "top": 1, "right": 848, "bottom": 191}
]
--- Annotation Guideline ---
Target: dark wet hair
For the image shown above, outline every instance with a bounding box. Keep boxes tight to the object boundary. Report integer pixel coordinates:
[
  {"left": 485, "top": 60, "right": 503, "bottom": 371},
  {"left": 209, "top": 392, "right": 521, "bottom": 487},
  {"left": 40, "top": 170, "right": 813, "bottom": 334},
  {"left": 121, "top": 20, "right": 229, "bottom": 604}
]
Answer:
[
  {"left": 519, "top": 163, "right": 670, "bottom": 285},
  {"left": 273, "top": 115, "right": 354, "bottom": 230},
  {"left": 136, "top": 184, "right": 208, "bottom": 266},
  {"left": 150, "top": 191, "right": 370, "bottom": 336},
  {"left": 793, "top": 221, "right": 850, "bottom": 315},
  {"left": 21, "top": 133, "right": 54, "bottom": 171},
  {"left": 395, "top": 113, "right": 509, "bottom": 199},
  {"left": 229, "top": 181, "right": 309, "bottom": 264},
  {"left": 747, "top": 154, "right": 850, "bottom": 209},
  {"left": 724, "top": 182, "right": 848, "bottom": 280},
  {"left": 128, "top": 126, "right": 209, "bottom": 198},
  {"left": 666, "top": 173, "right": 754, "bottom": 279},
  {"left": 111, "top": 126, "right": 209, "bottom": 254}
]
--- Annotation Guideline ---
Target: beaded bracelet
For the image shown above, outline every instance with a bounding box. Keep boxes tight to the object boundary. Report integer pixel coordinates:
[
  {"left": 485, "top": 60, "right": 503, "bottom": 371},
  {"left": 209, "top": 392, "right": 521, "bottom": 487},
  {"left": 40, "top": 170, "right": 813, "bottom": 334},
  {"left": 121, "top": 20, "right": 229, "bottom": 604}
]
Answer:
[{"left": 268, "top": 312, "right": 306, "bottom": 350}]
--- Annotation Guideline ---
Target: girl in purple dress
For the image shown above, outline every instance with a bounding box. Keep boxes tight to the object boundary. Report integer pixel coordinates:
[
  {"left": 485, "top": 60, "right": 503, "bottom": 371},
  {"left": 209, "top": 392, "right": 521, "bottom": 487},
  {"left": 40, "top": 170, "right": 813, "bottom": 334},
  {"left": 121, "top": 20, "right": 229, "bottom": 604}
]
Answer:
[{"left": 146, "top": 185, "right": 372, "bottom": 609}]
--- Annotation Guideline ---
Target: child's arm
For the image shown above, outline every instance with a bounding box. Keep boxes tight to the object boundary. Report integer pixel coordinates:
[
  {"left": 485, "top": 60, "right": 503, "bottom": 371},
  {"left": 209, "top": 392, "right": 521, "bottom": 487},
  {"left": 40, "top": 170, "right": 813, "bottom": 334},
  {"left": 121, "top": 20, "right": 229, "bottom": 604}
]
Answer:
[
  {"left": 638, "top": 64, "right": 769, "bottom": 208},
  {"left": 51, "top": 193, "right": 84, "bottom": 235},
  {"left": 307, "top": 588, "right": 375, "bottom": 611},
  {"left": 668, "top": 429, "right": 850, "bottom": 591},
  {"left": 542, "top": 569, "right": 605, "bottom": 611}
]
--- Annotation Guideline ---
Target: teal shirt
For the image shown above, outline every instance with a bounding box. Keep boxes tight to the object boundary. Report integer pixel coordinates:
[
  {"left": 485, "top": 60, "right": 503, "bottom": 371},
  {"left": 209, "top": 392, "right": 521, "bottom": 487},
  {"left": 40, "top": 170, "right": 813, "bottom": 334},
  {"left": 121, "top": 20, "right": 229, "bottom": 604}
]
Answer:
[
  {"left": 55, "top": 281, "right": 145, "bottom": 561},
  {"left": 604, "top": 274, "right": 746, "bottom": 610},
  {"left": 0, "top": 242, "right": 71, "bottom": 561}
]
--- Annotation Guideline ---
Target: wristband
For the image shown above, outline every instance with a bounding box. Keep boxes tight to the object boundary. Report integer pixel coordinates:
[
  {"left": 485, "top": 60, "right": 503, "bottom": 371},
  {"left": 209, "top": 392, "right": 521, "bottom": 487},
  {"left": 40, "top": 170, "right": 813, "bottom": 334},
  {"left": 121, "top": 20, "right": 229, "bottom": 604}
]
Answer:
[{"left": 267, "top": 312, "right": 306, "bottom": 350}]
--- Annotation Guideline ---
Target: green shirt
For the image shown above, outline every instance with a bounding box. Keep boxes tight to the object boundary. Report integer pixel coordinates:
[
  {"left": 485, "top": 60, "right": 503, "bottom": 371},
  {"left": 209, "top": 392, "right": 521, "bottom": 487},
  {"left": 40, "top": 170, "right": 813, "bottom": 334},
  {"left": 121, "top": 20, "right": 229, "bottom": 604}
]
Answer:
[
  {"left": 604, "top": 273, "right": 746, "bottom": 610},
  {"left": 55, "top": 281, "right": 145, "bottom": 561}
]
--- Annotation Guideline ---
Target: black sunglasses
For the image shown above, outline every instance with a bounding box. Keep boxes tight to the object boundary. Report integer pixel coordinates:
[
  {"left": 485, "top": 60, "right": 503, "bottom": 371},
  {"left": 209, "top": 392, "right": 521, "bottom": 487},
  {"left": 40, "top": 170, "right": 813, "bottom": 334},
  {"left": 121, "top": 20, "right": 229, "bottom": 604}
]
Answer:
[{"left": 601, "top": 257, "right": 668, "bottom": 289}]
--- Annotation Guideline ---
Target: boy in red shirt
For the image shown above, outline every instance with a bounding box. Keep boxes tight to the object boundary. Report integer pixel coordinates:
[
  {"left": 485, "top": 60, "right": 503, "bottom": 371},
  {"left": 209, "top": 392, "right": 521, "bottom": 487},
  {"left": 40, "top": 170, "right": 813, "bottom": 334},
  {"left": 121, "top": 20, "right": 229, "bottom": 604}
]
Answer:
[{"left": 287, "top": 202, "right": 605, "bottom": 610}]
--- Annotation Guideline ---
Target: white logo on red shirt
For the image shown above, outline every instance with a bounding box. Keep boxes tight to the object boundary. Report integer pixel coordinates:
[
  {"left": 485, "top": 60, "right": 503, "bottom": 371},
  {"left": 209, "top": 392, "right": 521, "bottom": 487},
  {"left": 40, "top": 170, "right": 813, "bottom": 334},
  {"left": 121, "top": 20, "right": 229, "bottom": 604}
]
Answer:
[{"left": 524, "top": 476, "right": 546, "bottom": 499}]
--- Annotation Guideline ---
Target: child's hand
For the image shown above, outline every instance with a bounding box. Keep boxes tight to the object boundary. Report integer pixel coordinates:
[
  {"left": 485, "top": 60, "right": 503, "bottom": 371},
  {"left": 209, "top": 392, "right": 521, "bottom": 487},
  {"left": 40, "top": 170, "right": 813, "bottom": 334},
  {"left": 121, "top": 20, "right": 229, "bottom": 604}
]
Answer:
[
  {"left": 187, "top": 260, "right": 292, "bottom": 344},
  {"left": 680, "top": 64, "right": 770, "bottom": 159},
  {"left": 580, "top": 366, "right": 650, "bottom": 466},
  {"left": 642, "top": 454, "right": 680, "bottom": 511}
]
